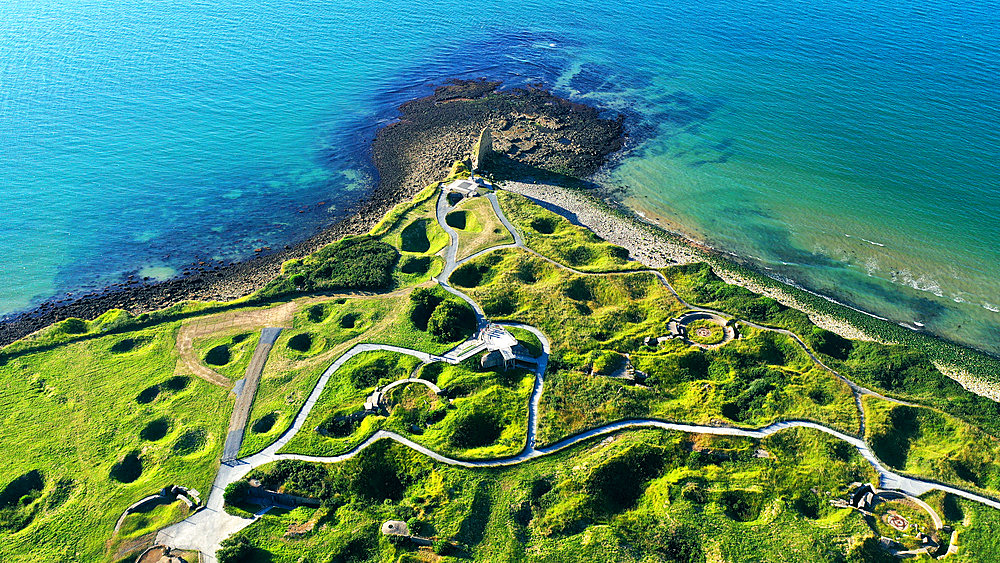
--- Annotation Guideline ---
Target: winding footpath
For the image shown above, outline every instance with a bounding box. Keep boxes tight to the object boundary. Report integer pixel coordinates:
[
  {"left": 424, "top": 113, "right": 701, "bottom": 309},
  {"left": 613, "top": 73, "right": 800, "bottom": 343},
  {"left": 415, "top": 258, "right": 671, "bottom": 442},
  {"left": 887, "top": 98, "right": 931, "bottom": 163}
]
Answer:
[{"left": 159, "top": 183, "right": 1000, "bottom": 561}]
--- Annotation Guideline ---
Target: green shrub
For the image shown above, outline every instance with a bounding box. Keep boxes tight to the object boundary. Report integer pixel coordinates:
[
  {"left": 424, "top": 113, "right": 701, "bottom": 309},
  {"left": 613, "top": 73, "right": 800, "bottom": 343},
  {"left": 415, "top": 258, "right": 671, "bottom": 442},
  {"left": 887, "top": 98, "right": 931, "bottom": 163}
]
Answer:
[
  {"left": 806, "top": 328, "right": 852, "bottom": 360},
  {"left": 349, "top": 356, "right": 393, "bottom": 389},
  {"left": 427, "top": 300, "right": 476, "bottom": 343},
  {"left": 686, "top": 319, "right": 725, "bottom": 345},
  {"left": 592, "top": 351, "right": 624, "bottom": 375},
  {"left": 217, "top": 536, "right": 254, "bottom": 563},
  {"left": 410, "top": 287, "right": 445, "bottom": 331},
  {"left": 223, "top": 480, "right": 250, "bottom": 506},
  {"left": 261, "top": 236, "right": 398, "bottom": 297},
  {"left": 449, "top": 410, "right": 502, "bottom": 449}
]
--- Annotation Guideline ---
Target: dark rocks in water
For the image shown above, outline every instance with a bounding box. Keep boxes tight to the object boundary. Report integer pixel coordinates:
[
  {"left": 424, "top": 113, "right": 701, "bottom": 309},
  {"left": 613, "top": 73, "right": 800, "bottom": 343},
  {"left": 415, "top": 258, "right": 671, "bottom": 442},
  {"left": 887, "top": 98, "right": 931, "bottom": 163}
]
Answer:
[{"left": 0, "top": 79, "right": 624, "bottom": 349}]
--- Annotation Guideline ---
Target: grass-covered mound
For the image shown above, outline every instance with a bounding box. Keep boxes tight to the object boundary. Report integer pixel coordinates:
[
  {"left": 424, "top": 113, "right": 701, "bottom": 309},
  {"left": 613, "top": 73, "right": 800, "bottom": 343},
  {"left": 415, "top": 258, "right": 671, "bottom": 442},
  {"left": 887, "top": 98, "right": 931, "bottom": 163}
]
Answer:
[
  {"left": 538, "top": 329, "right": 859, "bottom": 445},
  {"left": 218, "top": 427, "right": 909, "bottom": 562},
  {"left": 281, "top": 351, "right": 532, "bottom": 461},
  {"left": 239, "top": 289, "right": 475, "bottom": 458},
  {"left": 459, "top": 248, "right": 682, "bottom": 353},
  {"left": 497, "top": 191, "right": 641, "bottom": 272},
  {"left": 864, "top": 397, "right": 1000, "bottom": 496},
  {"left": 664, "top": 262, "right": 1000, "bottom": 437},
  {"left": 685, "top": 318, "right": 726, "bottom": 345},
  {"left": 261, "top": 236, "right": 399, "bottom": 297}
]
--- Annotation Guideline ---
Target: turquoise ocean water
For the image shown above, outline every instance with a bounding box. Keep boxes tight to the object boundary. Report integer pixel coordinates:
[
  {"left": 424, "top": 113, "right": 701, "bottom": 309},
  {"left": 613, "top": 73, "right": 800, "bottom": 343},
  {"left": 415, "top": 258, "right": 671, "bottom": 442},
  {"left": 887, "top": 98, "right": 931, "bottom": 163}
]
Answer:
[{"left": 1, "top": 0, "right": 998, "bottom": 354}]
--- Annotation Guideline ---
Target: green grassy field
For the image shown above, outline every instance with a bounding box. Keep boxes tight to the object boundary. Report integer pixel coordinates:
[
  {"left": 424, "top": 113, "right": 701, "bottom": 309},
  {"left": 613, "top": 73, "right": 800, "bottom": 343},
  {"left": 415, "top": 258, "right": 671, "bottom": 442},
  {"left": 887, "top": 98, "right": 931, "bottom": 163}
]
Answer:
[
  {"left": 449, "top": 196, "right": 514, "bottom": 260},
  {"left": 217, "top": 427, "right": 897, "bottom": 562},
  {"left": 663, "top": 263, "right": 1000, "bottom": 438},
  {"left": 0, "top": 322, "right": 231, "bottom": 562},
  {"left": 863, "top": 396, "right": 1000, "bottom": 497},
  {"left": 279, "top": 352, "right": 534, "bottom": 461},
  {"left": 240, "top": 288, "right": 474, "bottom": 457}
]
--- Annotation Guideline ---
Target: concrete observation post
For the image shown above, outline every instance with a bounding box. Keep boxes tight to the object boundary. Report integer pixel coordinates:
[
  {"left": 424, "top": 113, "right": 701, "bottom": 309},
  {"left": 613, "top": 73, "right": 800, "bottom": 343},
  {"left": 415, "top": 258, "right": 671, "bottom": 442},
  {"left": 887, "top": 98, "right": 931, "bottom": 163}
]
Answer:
[{"left": 472, "top": 127, "right": 493, "bottom": 172}]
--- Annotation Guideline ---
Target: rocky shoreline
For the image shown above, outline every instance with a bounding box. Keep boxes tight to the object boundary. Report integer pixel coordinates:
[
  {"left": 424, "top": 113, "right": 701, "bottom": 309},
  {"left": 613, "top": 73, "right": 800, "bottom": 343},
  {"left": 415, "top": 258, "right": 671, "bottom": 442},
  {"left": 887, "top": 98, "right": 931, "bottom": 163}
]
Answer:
[{"left": 0, "top": 79, "right": 625, "bottom": 348}]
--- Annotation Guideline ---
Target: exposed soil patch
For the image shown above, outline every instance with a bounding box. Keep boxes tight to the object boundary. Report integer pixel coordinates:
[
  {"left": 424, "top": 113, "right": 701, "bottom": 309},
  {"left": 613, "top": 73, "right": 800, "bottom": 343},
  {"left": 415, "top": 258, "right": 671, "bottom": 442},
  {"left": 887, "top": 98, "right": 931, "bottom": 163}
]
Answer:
[
  {"left": 110, "top": 451, "right": 143, "bottom": 484},
  {"left": 140, "top": 417, "right": 171, "bottom": 441}
]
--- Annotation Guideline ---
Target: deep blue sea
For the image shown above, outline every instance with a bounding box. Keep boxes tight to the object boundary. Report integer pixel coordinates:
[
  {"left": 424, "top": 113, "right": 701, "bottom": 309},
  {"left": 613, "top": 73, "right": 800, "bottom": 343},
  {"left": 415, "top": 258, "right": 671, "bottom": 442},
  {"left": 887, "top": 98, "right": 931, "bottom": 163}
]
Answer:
[{"left": 2, "top": 0, "right": 998, "bottom": 354}]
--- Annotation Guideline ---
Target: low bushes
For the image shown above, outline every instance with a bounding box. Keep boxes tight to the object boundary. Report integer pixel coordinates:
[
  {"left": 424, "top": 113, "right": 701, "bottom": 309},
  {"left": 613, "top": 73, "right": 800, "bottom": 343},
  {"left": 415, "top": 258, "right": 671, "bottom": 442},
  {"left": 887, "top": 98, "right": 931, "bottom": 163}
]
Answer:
[
  {"left": 427, "top": 301, "right": 476, "bottom": 343},
  {"left": 409, "top": 287, "right": 476, "bottom": 343},
  {"left": 261, "top": 236, "right": 398, "bottom": 297},
  {"left": 449, "top": 410, "right": 503, "bottom": 449}
]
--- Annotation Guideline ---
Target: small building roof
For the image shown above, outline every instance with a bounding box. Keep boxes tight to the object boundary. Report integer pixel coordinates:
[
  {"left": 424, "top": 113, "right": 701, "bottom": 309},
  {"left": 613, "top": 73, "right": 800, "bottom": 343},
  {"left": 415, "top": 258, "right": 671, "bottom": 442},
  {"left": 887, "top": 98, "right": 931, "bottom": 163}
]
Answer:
[{"left": 444, "top": 178, "right": 478, "bottom": 195}]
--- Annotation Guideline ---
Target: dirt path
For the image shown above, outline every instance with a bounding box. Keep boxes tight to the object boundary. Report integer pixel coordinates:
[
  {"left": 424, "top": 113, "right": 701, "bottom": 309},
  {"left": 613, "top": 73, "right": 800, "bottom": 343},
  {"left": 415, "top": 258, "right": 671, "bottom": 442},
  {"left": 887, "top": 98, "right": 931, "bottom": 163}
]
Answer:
[
  {"left": 221, "top": 328, "right": 283, "bottom": 462},
  {"left": 174, "top": 302, "right": 297, "bottom": 388}
]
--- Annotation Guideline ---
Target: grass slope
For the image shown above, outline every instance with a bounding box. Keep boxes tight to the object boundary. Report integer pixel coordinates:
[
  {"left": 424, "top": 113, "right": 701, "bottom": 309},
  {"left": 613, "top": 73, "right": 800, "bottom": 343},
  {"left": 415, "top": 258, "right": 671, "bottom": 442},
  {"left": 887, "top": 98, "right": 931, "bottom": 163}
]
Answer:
[{"left": 0, "top": 324, "right": 230, "bottom": 562}]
